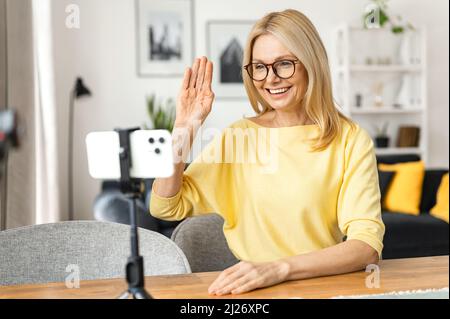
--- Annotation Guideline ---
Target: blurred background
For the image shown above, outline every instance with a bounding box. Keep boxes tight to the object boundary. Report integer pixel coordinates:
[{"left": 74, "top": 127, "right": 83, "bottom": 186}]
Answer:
[{"left": 0, "top": 0, "right": 448, "bottom": 230}]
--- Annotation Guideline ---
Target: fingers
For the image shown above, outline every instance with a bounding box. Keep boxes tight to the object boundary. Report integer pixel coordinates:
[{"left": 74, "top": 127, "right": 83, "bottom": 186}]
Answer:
[
  {"left": 208, "top": 265, "right": 245, "bottom": 295},
  {"left": 208, "top": 261, "right": 283, "bottom": 296},
  {"left": 195, "top": 56, "right": 207, "bottom": 91},
  {"left": 187, "top": 56, "right": 212, "bottom": 91},
  {"left": 181, "top": 67, "right": 191, "bottom": 90},
  {"left": 202, "top": 61, "right": 213, "bottom": 91},
  {"left": 230, "top": 279, "right": 261, "bottom": 295},
  {"left": 208, "top": 262, "right": 242, "bottom": 292},
  {"left": 215, "top": 273, "right": 253, "bottom": 295},
  {"left": 189, "top": 58, "right": 200, "bottom": 89}
]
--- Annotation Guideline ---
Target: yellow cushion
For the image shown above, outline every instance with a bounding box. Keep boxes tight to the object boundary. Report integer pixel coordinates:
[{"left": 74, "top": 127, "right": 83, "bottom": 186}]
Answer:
[
  {"left": 378, "top": 161, "right": 425, "bottom": 215},
  {"left": 430, "top": 173, "right": 449, "bottom": 223}
]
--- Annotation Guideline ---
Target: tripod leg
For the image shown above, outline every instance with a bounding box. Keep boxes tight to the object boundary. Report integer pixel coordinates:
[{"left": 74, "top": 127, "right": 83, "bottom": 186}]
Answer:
[
  {"left": 133, "top": 288, "right": 152, "bottom": 299},
  {"left": 118, "top": 290, "right": 131, "bottom": 299},
  {"left": 116, "top": 196, "right": 153, "bottom": 300}
]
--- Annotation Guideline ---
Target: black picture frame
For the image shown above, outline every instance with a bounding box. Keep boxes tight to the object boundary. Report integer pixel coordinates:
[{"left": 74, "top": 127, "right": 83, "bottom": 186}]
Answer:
[
  {"left": 206, "top": 20, "right": 255, "bottom": 99},
  {"left": 136, "top": 0, "right": 195, "bottom": 77}
]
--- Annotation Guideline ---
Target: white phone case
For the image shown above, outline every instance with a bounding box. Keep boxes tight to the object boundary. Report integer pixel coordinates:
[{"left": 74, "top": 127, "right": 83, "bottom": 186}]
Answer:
[{"left": 85, "top": 130, "right": 174, "bottom": 179}]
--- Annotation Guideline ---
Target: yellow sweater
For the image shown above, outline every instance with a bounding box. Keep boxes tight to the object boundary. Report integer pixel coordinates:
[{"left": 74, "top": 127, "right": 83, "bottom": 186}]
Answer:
[{"left": 150, "top": 118, "right": 385, "bottom": 262}]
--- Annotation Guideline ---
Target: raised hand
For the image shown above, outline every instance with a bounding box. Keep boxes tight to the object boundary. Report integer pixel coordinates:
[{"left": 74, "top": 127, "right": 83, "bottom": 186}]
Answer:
[{"left": 175, "top": 56, "right": 215, "bottom": 126}]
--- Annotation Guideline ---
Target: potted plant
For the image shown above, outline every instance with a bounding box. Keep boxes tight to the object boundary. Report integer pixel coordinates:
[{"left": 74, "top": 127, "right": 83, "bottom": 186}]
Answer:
[
  {"left": 373, "top": 122, "right": 390, "bottom": 148},
  {"left": 363, "top": 0, "right": 414, "bottom": 34},
  {"left": 144, "top": 94, "right": 176, "bottom": 132},
  {"left": 363, "top": 0, "right": 389, "bottom": 29}
]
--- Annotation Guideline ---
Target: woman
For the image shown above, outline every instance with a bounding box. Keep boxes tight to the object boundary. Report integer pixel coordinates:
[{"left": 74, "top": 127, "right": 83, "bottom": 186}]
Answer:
[{"left": 150, "top": 9, "right": 385, "bottom": 296}]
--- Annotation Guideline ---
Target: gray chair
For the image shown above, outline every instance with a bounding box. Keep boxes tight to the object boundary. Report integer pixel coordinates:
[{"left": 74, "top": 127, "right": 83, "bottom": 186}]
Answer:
[
  {"left": 171, "top": 214, "right": 240, "bottom": 273},
  {"left": 93, "top": 190, "right": 159, "bottom": 231},
  {"left": 0, "top": 220, "right": 191, "bottom": 286}
]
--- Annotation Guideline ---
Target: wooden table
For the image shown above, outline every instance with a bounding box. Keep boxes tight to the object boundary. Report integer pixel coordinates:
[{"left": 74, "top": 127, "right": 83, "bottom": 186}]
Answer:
[{"left": 1, "top": 256, "right": 448, "bottom": 299}]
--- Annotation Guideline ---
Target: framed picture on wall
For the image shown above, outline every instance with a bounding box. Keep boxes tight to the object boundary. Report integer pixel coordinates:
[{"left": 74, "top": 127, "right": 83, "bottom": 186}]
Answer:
[
  {"left": 206, "top": 20, "right": 255, "bottom": 99},
  {"left": 136, "top": 0, "right": 194, "bottom": 77}
]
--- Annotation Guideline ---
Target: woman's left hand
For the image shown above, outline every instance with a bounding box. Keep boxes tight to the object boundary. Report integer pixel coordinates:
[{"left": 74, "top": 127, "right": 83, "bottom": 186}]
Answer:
[{"left": 208, "top": 260, "right": 290, "bottom": 295}]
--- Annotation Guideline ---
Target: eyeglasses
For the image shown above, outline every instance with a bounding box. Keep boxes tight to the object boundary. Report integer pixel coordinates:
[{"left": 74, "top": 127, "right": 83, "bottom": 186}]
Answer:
[{"left": 243, "top": 59, "right": 300, "bottom": 81}]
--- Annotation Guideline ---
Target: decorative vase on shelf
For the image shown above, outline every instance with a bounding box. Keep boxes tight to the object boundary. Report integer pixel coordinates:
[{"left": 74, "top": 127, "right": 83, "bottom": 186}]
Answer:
[
  {"left": 397, "top": 32, "right": 411, "bottom": 65},
  {"left": 395, "top": 75, "right": 411, "bottom": 108},
  {"left": 355, "top": 94, "right": 363, "bottom": 108},
  {"left": 374, "top": 95, "right": 383, "bottom": 108},
  {"left": 375, "top": 136, "right": 390, "bottom": 148},
  {"left": 373, "top": 82, "right": 384, "bottom": 107},
  {"left": 373, "top": 122, "right": 390, "bottom": 148}
]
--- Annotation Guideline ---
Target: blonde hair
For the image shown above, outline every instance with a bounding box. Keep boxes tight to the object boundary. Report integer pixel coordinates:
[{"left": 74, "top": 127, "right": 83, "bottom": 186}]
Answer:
[{"left": 243, "top": 9, "right": 354, "bottom": 151}]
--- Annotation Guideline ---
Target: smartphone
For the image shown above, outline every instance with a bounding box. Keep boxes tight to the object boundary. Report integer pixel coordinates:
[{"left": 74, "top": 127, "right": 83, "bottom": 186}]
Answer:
[{"left": 85, "top": 130, "right": 174, "bottom": 179}]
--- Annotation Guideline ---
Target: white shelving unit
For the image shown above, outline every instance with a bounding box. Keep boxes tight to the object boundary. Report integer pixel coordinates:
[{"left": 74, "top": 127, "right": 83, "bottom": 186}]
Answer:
[{"left": 332, "top": 24, "right": 428, "bottom": 163}]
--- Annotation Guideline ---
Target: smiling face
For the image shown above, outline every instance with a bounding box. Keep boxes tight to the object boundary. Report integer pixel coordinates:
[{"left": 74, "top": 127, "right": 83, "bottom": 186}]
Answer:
[{"left": 251, "top": 33, "right": 308, "bottom": 112}]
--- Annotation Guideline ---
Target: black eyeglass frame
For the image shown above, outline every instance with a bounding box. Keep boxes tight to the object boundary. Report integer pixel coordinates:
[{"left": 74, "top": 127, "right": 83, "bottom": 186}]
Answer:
[{"left": 243, "top": 59, "right": 301, "bottom": 81}]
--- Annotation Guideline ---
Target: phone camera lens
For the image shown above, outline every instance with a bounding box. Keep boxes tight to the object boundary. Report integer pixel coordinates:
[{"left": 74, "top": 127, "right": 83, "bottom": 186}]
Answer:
[
  {"left": 148, "top": 137, "right": 155, "bottom": 144},
  {"left": 159, "top": 137, "right": 165, "bottom": 143},
  {"left": 155, "top": 148, "right": 161, "bottom": 154}
]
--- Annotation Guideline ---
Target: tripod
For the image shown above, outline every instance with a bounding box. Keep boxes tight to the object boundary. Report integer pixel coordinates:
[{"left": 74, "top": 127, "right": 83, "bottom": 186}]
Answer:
[{"left": 115, "top": 128, "right": 152, "bottom": 299}]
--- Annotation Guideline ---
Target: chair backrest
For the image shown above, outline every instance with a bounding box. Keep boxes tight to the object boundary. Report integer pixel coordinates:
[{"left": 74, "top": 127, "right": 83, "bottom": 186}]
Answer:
[
  {"left": 171, "top": 214, "right": 239, "bottom": 273},
  {"left": 93, "top": 191, "right": 159, "bottom": 231},
  {"left": 0, "top": 221, "right": 191, "bottom": 286}
]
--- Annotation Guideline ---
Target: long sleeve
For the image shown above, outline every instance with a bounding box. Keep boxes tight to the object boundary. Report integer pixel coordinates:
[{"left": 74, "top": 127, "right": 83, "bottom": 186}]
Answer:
[
  {"left": 149, "top": 130, "right": 232, "bottom": 221},
  {"left": 150, "top": 118, "right": 386, "bottom": 263},
  {"left": 337, "top": 126, "right": 385, "bottom": 258}
]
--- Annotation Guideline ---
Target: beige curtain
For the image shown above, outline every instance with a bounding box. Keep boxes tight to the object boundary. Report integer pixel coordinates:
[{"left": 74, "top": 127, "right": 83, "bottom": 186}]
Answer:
[
  {"left": 0, "top": 0, "right": 7, "bottom": 230},
  {"left": 3, "top": 0, "right": 61, "bottom": 229},
  {"left": 32, "top": 0, "right": 60, "bottom": 224}
]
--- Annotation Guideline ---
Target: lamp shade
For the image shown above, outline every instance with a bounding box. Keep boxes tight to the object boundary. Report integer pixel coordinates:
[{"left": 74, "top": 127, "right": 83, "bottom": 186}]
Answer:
[{"left": 74, "top": 77, "right": 91, "bottom": 98}]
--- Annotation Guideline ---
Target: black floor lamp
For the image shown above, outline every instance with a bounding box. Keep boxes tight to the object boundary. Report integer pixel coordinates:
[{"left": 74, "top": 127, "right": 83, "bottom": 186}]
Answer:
[{"left": 68, "top": 77, "right": 91, "bottom": 220}]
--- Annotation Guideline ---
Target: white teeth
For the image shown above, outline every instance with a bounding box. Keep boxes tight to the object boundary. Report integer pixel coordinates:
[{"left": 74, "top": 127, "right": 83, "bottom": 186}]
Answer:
[{"left": 268, "top": 87, "right": 289, "bottom": 94}]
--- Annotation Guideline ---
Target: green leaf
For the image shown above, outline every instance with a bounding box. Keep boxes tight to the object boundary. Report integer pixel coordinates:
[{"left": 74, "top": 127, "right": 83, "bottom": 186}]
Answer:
[
  {"left": 392, "top": 26, "right": 404, "bottom": 34},
  {"left": 154, "top": 109, "right": 162, "bottom": 129},
  {"left": 145, "top": 95, "right": 177, "bottom": 131},
  {"left": 147, "top": 95, "right": 155, "bottom": 117}
]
